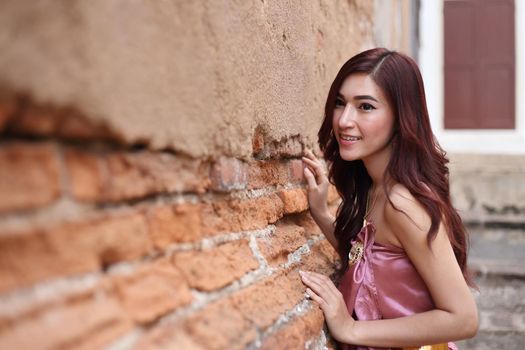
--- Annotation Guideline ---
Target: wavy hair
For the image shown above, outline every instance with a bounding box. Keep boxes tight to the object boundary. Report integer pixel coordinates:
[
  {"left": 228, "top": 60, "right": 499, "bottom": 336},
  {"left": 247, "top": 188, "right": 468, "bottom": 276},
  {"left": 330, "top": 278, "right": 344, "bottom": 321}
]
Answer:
[{"left": 318, "top": 48, "right": 473, "bottom": 286}]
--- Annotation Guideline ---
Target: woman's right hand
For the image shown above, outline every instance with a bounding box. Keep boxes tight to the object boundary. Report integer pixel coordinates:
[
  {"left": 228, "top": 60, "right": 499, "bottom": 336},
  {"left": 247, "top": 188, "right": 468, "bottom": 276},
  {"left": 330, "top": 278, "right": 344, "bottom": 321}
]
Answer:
[{"left": 302, "top": 149, "right": 330, "bottom": 218}]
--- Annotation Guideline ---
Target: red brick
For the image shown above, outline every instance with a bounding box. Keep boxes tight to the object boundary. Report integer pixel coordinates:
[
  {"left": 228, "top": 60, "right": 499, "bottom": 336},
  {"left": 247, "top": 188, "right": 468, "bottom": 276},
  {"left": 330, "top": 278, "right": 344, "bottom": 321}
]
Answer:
[
  {"left": 266, "top": 135, "right": 303, "bottom": 158},
  {"left": 289, "top": 211, "right": 323, "bottom": 238},
  {"left": 0, "top": 142, "right": 61, "bottom": 213},
  {"left": 257, "top": 223, "right": 307, "bottom": 266},
  {"left": 136, "top": 324, "right": 206, "bottom": 350},
  {"left": 173, "top": 240, "right": 258, "bottom": 291},
  {"left": 298, "top": 239, "right": 339, "bottom": 276},
  {"left": 289, "top": 158, "right": 305, "bottom": 184},
  {"left": 148, "top": 203, "right": 202, "bottom": 248},
  {"left": 210, "top": 157, "right": 248, "bottom": 191},
  {"left": 327, "top": 184, "right": 341, "bottom": 204},
  {"left": 229, "top": 269, "right": 304, "bottom": 329},
  {"left": 278, "top": 188, "right": 309, "bottom": 214},
  {"left": 58, "top": 111, "right": 115, "bottom": 141},
  {"left": 0, "top": 294, "right": 132, "bottom": 350},
  {"left": 64, "top": 148, "right": 104, "bottom": 201},
  {"left": 185, "top": 298, "right": 256, "bottom": 350},
  {"left": 252, "top": 126, "right": 265, "bottom": 157},
  {"left": 104, "top": 152, "right": 210, "bottom": 201},
  {"left": 0, "top": 94, "right": 17, "bottom": 133},
  {"left": 75, "top": 212, "right": 153, "bottom": 267},
  {"left": 113, "top": 257, "right": 192, "bottom": 324},
  {"left": 259, "top": 306, "right": 324, "bottom": 350},
  {"left": 0, "top": 213, "right": 152, "bottom": 293},
  {"left": 148, "top": 195, "right": 284, "bottom": 245},
  {"left": 8, "top": 104, "right": 60, "bottom": 137},
  {"left": 0, "top": 228, "right": 96, "bottom": 294},
  {"left": 247, "top": 160, "right": 289, "bottom": 189},
  {"left": 201, "top": 194, "right": 284, "bottom": 234},
  {"left": 64, "top": 149, "right": 211, "bottom": 203}
]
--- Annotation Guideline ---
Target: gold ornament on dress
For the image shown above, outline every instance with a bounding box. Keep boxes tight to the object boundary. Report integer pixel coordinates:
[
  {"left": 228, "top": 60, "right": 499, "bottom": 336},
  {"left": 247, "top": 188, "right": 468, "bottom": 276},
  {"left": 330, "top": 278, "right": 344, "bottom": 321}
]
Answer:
[
  {"left": 348, "top": 241, "right": 364, "bottom": 265},
  {"left": 348, "top": 188, "right": 378, "bottom": 265}
]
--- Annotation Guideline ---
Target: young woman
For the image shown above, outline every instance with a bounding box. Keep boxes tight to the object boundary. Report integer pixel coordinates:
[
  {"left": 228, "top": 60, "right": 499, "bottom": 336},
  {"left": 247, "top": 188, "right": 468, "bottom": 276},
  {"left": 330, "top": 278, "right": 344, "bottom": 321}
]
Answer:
[{"left": 299, "top": 48, "right": 478, "bottom": 349}]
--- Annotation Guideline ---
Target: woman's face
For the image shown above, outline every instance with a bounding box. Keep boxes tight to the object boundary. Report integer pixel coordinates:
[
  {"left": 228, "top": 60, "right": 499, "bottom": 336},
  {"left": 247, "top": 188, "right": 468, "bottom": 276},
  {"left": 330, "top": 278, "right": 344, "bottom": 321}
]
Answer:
[{"left": 332, "top": 73, "right": 396, "bottom": 162}]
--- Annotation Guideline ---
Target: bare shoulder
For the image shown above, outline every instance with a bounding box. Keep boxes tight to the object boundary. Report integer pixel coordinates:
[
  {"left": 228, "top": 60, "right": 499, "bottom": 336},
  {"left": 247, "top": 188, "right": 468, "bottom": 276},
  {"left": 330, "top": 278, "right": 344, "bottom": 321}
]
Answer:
[{"left": 384, "top": 183, "right": 432, "bottom": 239}]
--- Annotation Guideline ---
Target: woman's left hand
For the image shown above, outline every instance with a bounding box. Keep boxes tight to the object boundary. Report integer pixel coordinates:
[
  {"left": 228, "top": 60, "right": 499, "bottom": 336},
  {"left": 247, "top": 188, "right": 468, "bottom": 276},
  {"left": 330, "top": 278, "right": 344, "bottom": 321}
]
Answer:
[{"left": 299, "top": 270, "right": 355, "bottom": 343}]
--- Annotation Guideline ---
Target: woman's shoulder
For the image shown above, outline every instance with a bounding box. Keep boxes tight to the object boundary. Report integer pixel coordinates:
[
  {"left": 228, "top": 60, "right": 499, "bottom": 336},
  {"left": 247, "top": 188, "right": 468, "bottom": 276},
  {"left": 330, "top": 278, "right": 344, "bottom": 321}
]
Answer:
[{"left": 384, "top": 183, "right": 432, "bottom": 236}]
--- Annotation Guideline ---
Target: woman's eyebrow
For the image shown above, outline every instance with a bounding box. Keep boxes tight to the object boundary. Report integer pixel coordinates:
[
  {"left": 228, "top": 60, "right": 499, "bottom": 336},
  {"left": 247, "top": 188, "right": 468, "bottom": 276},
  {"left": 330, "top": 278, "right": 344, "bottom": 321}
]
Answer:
[
  {"left": 337, "top": 92, "right": 379, "bottom": 103},
  {"left": 354, "top": 95, "right": 379, "bottom": 102}
]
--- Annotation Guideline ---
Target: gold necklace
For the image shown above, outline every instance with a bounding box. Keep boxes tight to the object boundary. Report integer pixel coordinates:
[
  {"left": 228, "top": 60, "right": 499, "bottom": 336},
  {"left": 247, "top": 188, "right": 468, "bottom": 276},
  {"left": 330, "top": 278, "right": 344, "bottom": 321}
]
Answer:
[
  {"left": 363, "top": 187, "right": 379, "bottom": 227},
  {"left": 349, "top": 187, "right": 380, "bottom": 265}
]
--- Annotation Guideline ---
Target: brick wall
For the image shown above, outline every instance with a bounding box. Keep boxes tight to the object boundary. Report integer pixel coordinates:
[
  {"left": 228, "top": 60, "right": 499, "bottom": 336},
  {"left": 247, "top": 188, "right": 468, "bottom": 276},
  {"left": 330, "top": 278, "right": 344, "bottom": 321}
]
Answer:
[{"left": 0, "top": 97, "right": 342, "bottom": 349}]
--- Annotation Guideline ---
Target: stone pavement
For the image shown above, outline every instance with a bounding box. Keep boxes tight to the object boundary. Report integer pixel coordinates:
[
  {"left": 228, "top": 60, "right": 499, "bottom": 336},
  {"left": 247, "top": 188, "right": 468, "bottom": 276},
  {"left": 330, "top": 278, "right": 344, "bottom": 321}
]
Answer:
[{"left": 458, "top": 224, "right": 525, "bottom": 349}]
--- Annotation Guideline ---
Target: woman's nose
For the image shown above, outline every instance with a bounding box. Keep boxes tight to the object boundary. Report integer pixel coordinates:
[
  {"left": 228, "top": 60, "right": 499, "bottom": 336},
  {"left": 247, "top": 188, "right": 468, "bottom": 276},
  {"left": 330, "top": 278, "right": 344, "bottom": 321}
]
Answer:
[{"left": 338, "top": 104, "right": 357, "bottom": 129}]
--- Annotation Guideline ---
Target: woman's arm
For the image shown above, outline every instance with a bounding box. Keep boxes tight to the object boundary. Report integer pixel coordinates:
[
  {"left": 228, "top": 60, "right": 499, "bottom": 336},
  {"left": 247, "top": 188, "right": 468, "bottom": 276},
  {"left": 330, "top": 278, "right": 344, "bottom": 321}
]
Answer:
[
  {"left": 309, "top": 208, "right": 337, "bottom": 249},
  {"left": 302, "top": 149, "right": 338, "bottom": 250},
  {"left": 347, "top": 184, "right": 478, "bottom": 347}
]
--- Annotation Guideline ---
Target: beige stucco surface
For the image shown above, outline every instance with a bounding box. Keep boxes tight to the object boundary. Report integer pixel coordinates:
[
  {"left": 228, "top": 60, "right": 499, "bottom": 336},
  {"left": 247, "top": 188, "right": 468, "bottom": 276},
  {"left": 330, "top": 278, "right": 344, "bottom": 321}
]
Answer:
[
  {"left": 0, "top": 0, "right": 375, "bottom": 158},
  {"left": 449, "top": 153, "right": 525, "bottom": 220}
]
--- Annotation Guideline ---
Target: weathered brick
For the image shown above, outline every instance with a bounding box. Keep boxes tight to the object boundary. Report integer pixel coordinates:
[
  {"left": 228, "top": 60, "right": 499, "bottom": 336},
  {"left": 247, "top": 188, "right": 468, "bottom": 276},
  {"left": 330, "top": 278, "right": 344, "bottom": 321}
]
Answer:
[
  {"left": 210, "top": 157, "right": 248, "bottom": 191},
  {"left": 327, "top": 184, "right": 341, "bottom": 204},
  {"left": 201, "top": 194, "right": 284, "bottom": 234},
  {"left": 64, "top": 148, "right": 104, "bottom": 201},
  {"left": 64, "top": 149, "right": 211, "bottom": 203},
  {"left": 289, "top": 211, "right": 323, "bottom": 238},
  {"left": 185, "top": 298, "right": 256, "bottom": 350},
  {"left": 259, "top": 306, "right": 324, "bottom": 350},
  {"left": 0, "top": 94, "right": 17, "bottom": 133},
  {"left": 289, "top": 158, "right": 305, "bottom": 184},
  {"left": 148, "top": 195, "right": 284, "bottom": 246},
  {"left": 75, "top": 212, "right": 153, "bottom": 267},
  {"left": 57, "top": 111, "right": 115, "bottom": 141},
  {"left": 248, "top": 160, "right": 289, "bottom": 189},
  {"left": 0, "top": 228, "right": 96, "bottom": 294},
  {"left": 265, "top": 135, "right": 303, "bottom": 158},
  {"left": 229, "top": 269, "right": 304, "bottom": 329},
  {"left": 113, "top": 257, "right": 192, "bottom": 324},
  {"left": 173, "top": 240, "right": 258, "bottom": 291},
  {"left": 104, "top": 152, "right": 210, "bottom": 200},
  {"left": 0, "top": 142, "right": 61, "bottom": 213},
  {"left": 0, "top": 213, "right": 152, "bottom": 293},
  {"left": 298, "top": 239, "right": 339, "bottom": 277},
  {"left": 8, "top": 104, "right": 59, "bottom": 137},
  {"left": 278, "top": 188, "right": 309, "bottom": 214},
  {"left": 148, "top": 203, "right": 202, "bottom": 248},
  {"left": 136, "top": 324, "right": 206, "bottom": 350},
  {"left": 252, "top": 126, "right": 265, "bottom": 156},
  {"left": 258, "top": 223, "right": 307, "bottom": 266},
  {"left": 0, "top": 293, "right": 132, "bottom": 350}
]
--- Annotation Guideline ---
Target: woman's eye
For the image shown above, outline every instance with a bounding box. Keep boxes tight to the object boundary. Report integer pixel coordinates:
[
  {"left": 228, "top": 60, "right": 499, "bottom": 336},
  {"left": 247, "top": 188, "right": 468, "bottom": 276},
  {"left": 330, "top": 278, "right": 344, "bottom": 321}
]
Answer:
[
  {"left": 335, "top": 98, "right": 346, "bottom": 107},
  {"left": 359, "top": 103, "right": 376, "bottom": 111}
]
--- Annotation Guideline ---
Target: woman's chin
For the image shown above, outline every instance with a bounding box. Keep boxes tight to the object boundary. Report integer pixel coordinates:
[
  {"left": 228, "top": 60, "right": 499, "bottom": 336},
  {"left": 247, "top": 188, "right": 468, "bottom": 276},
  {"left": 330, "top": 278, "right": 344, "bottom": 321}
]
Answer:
[{"left": 339, "top": 151, "right": 360, "bottom": 162}]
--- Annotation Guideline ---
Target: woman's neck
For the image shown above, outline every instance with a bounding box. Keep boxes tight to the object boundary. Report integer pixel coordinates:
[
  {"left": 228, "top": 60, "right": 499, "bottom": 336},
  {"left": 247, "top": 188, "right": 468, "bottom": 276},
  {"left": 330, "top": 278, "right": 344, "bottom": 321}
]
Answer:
[{"left": 362, "top": 144, "right": 392, "bottom": 188}]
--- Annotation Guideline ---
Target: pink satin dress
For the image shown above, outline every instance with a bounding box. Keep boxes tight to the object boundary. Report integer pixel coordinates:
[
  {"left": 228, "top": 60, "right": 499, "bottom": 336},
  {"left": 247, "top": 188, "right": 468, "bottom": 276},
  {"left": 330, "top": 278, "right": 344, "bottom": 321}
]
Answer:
[{"left": 337, "top": 222, "right": 458, "bottom": 350}]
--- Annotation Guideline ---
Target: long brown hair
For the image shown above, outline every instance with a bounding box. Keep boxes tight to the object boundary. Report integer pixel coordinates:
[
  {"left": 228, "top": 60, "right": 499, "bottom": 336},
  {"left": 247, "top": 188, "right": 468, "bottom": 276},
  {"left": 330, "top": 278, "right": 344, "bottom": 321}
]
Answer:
[{"left": 319, "top": 48, "right": 473, "bottom": 286}]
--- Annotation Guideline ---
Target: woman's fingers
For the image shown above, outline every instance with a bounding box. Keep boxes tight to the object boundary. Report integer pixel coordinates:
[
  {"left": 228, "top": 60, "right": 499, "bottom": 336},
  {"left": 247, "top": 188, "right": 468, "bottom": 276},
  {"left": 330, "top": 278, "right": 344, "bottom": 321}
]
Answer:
[
  {"left": 300, "top": 271, "right": 338, "bottom": 301},
  {"left": 302, "top": 157, "right": 327, "bottom": 182},
  {"left": 303, "top": 167, "right": 318, "bottom": 189},
  {"left": 306, "top": 288, "right": 326, "bottom": 306}
]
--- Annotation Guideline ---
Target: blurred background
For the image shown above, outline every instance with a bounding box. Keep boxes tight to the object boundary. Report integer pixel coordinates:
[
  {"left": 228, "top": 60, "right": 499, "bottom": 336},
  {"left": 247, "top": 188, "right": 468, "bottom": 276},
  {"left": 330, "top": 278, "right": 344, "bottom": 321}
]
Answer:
[{"left": 0, "top": 0, "right": 523, "bottom": 349}]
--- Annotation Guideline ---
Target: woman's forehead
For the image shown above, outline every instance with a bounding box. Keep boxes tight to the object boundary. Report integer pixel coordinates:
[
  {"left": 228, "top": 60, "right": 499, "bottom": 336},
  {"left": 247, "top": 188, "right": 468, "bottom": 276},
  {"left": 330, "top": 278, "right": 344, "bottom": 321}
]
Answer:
[{"left": 338, "top": 73, "right": 385, "bottom": 101}]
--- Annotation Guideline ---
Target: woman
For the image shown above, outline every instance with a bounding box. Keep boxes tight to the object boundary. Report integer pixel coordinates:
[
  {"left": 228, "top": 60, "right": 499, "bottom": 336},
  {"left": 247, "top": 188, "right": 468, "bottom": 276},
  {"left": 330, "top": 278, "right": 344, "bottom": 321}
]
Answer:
[{"left": 299, "top": 48, "right": 478, "bottom": 349}]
